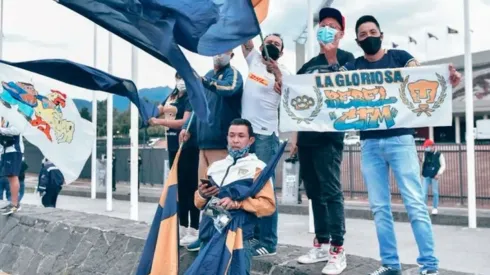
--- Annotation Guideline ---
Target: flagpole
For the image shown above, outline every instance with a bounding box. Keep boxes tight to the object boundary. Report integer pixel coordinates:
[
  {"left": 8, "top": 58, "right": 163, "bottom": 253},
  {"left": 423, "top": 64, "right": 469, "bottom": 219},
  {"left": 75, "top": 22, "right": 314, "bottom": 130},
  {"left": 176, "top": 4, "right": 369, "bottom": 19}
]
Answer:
[
  {"left": 307, "top": 0, "right": 315, "bottom": 234},
  {"left": 0, "top": 0, "right": 4, "bottom": 59},
  {"left": 130, "top": 45, "right": 139, "bottom": 221},
  {"left": 464, "top": 0, "right": 477, "bottom": 229},
  {"left": 106, "top": 33, "right": 114, "bottom": 212},
  {"left": 91, "top": 24, "right": 98, "bottom": 200}
]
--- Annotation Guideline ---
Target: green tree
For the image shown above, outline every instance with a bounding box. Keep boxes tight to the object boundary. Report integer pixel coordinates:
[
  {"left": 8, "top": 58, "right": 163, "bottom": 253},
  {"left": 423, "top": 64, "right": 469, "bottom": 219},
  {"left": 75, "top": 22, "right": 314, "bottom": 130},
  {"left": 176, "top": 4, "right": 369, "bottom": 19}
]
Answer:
[{"left": 80, "top": 107, "right": 91, "bottom": 121}]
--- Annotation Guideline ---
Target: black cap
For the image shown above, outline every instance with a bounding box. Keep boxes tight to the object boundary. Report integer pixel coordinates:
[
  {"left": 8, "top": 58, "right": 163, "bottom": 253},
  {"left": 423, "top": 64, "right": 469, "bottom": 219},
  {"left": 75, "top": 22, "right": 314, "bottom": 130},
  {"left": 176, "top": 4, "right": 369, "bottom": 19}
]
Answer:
[
  {"left": 355, "top": 15, "right": 380, "bottom": 33},
  {"left": 319, "top": 7, "right": 345, "bottom": 31}
]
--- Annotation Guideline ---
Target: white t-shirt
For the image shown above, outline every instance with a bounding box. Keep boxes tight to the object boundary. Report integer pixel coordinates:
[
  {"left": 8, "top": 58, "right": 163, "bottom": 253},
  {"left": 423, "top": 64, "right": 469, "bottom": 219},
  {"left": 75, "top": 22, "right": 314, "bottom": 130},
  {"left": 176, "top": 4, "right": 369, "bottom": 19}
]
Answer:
[{"left": 241, "top": 50, "right": 290, "bottom": 136}]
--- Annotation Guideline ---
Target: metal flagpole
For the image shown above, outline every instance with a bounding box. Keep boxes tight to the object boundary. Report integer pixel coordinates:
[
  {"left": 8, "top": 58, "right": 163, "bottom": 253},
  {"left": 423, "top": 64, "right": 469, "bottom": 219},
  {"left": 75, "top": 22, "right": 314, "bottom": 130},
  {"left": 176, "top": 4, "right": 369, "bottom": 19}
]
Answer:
[
  {"left": 91, "top": 24, "right": 98, "bottom": 200},
  {"left": 464, "top": 0, "right": 477, "bottom": 228},
  {"left": 307, "top": 0, "right": 315, "bottom": 234},
  {"left": 106, "top": 33, "right": 114, "bottom": 212},
  {"left": 0, "top": 0, "right": 4, "bottom": 59},
  {"left": 130, "top": 45, "right": 139, "bottom": 221}
]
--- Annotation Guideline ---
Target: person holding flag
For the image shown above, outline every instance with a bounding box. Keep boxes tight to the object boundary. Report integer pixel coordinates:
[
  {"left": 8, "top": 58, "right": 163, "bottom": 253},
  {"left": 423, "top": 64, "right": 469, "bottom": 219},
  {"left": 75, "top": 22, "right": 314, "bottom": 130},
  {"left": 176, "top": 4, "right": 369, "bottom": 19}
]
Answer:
[
  {"left": 240, "top": 32, "right": 290, "bottom": 257},
  {"left": 337, "top": 15, "right": 461, "bottom": 275},
  {"left": 188, "top": 118, "right": 278, "bottom": 275}
]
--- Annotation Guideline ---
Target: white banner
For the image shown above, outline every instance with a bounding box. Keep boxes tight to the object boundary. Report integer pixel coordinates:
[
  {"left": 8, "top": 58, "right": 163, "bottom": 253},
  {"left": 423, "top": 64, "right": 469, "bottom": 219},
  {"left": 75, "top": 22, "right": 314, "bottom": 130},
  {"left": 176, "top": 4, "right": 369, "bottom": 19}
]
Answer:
[
  {"left": 280, "top": 64, "right": 452, "bottom": 132},
  {"left": 0, "top": 63, "right": 96, "bottom": 183}
]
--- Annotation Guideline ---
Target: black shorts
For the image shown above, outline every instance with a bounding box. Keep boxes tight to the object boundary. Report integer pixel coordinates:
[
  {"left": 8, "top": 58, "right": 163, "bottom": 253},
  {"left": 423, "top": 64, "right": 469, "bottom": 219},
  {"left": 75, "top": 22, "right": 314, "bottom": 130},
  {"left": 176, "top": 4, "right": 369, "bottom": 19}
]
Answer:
[{"left": 0, "top": 152, "right": 23, "bottom": 177}]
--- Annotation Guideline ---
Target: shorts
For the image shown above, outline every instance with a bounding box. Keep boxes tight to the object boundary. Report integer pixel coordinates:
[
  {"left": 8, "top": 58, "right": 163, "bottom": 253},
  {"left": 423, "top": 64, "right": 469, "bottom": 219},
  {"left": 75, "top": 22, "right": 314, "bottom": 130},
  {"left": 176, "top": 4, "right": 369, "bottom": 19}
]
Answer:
[{"left": 0, "top": 152, "right": 23, "bottom": 177}]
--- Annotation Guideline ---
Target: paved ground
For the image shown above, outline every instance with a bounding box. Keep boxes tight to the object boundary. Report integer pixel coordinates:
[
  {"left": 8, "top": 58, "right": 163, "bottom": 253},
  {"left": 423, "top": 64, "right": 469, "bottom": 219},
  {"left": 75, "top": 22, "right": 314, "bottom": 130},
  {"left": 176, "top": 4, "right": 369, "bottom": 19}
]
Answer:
[{"left": 10, "top": 193, "right": 489, "bottom": 274}]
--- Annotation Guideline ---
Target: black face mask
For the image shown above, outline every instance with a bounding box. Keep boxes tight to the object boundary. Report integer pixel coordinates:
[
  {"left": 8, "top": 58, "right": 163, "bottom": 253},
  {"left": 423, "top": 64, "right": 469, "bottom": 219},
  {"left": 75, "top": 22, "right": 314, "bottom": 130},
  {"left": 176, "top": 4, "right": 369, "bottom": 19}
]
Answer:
[
  {"left": 358, "top": 36, "right": 382, "bottom": 55},
  {"left": 261, "top": 44, "right": 281, "bottom": 61}
]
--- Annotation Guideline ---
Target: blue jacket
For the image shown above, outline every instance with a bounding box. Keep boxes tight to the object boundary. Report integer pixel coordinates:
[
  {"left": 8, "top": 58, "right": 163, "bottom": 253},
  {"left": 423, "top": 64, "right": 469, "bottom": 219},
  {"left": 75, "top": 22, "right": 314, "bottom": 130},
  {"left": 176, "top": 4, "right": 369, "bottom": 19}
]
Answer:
[
  {"left": 189, "top": 64, "right": 243, "bottom": 150},
  {"left": 37, "top": 161, "right": 64, "bottom": 192}
]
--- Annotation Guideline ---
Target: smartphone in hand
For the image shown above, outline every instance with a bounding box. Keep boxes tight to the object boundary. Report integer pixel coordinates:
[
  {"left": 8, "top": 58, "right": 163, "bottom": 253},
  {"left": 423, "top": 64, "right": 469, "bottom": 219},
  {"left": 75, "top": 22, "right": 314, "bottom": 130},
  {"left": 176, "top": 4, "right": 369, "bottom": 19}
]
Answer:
[{"left": 200, "top": 178, "right": 219, "bottom": 189}]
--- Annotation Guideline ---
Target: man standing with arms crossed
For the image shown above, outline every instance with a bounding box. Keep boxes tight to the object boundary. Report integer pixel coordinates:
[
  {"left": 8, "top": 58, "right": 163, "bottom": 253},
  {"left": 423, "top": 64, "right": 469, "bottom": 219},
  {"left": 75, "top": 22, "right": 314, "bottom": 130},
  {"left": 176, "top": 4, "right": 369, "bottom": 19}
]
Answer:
[
  {"left": 291, "top": 7, "right": 354, "bottom": 275},
  {"left": 241, "top": 33, "right": 290, "bottom": 257},
  {"left": 339, "top": 15, "right": 461, "bottom": 275}
]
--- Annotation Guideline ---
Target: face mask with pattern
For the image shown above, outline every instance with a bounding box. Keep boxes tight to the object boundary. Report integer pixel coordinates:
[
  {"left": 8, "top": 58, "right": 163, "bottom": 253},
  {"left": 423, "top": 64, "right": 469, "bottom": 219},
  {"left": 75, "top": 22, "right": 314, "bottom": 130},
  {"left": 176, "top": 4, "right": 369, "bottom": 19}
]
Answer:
[{"left": 227, "top": 144, "right": 250, "bottom": 160}]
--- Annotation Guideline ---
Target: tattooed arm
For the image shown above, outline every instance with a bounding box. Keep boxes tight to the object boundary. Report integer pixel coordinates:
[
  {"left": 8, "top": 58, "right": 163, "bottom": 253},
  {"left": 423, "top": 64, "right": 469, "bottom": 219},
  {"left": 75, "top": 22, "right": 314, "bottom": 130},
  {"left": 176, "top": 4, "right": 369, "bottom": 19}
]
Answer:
[{"left": 241, "top": 40, "right": 254, "bottom": 58}]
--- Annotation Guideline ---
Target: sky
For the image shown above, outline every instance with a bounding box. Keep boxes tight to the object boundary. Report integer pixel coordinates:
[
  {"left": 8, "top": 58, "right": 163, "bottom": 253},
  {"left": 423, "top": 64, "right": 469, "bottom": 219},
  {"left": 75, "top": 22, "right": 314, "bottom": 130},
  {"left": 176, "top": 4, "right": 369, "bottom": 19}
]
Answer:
[{"left": 2, "top": 0, "right": 490, "bottom": 101}]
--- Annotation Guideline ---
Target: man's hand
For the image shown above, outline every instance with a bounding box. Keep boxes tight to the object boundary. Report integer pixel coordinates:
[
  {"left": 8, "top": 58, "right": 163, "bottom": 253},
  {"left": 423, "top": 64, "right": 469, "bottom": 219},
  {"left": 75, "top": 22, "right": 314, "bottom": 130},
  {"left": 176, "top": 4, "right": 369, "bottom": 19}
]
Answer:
[
  {"left": 320, "top": 41, "right": 338, "bottom": 65},
  {"left": 273, "top": 81, "right": 282, "bottom": 95},
  {"left": 198, "top": 181, "right": 219, "bottom": 199},
  {"left": 449, "top": 64, "right": 461, "bottom": 88},
  {"left": 264, "top": 59, "right": 280, "bottom": 75},
  {"left": 434, "top": 175, "right": 440, "bottom": 180},
  {"left": 179, "top": 129, "right": 190, "bottom": 143},
  {"left": 289, "top": 132, "right": 298, "bottom": 157},
  {"left": 219, "top": 197, "right": 240, "bottom": 210}
]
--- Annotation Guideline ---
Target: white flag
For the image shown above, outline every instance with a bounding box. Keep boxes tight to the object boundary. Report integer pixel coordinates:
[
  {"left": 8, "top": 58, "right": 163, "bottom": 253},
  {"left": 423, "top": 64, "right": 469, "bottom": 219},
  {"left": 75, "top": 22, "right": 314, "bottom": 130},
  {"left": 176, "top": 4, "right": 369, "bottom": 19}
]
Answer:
[
  {"left": 280, "top": 64, "right": 452, "bottom": 132},
  {"left": 0, "top": 63, "right": 96, "bottom": 183}
]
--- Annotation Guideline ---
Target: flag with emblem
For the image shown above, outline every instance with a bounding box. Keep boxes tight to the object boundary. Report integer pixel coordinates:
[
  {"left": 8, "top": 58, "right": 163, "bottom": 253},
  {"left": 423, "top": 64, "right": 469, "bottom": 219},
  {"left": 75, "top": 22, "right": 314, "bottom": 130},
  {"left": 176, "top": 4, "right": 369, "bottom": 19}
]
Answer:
[
  {"left": 0, "top": 61, "right": 96, "bottom": 183},
  {"left": 185, "top": 141, "right": 287, "bottom": 275},
  {"left": 137, "top": 149, "right": 181, "bottom": 275}
]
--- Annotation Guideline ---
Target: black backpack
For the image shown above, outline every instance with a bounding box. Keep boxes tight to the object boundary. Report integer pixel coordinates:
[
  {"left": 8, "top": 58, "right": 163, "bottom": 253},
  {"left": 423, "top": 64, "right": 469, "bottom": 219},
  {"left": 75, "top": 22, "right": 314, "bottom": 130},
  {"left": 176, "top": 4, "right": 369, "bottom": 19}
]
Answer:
[{"left": 0, "top": 135, "right": 15, "bottom": 148}]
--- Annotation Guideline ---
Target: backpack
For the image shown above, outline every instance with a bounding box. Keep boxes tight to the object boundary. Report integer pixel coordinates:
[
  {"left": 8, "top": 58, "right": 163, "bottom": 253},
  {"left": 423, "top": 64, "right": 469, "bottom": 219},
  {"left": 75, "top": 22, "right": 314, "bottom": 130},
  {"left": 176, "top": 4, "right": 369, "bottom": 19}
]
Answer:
[{"left": 0, "top": 135, "right": 15, "bottom": 148}]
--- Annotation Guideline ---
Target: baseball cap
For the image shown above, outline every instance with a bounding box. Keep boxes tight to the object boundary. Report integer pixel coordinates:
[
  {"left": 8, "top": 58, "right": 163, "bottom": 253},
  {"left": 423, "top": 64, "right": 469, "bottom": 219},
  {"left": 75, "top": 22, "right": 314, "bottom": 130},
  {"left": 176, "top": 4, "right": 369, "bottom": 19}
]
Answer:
[
  {"left": 423, "top": 139, "right": 435, "bottom": 148},
  {"left": 319, "top": 7, "right": 345, "bottom": 31}
]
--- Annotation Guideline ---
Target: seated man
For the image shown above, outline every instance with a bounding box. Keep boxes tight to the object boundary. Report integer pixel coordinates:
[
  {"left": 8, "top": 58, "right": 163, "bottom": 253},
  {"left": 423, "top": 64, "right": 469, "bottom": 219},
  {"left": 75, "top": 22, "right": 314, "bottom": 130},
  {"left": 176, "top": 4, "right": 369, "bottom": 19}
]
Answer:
[{"left": 191, "top": 118, "right": 276, "bottom": 275}]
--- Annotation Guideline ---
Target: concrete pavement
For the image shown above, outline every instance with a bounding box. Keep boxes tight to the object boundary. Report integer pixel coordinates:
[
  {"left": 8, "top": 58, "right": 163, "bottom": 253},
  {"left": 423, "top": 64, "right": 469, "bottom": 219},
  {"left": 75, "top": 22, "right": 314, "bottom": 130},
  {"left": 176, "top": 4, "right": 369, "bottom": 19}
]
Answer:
[{"left": 11, "top": 193, "right": 490, "bottom": 274}]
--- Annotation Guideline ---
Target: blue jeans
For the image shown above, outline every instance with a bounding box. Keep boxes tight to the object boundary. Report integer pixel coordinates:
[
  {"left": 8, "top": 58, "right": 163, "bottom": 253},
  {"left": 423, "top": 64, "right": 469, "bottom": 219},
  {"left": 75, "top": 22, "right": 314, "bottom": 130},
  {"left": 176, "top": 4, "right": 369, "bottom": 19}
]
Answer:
[
  {"left": 200, "top": 239, "right": 253, "bottom": 275},
  {"left": 251, "top": 133, "right": 279, "bottom": 251},
  {"left": 361, "top": 135, "right": 438, "bottom": 272},
  {"left": 423, "top": 177, "right": 439, "bottom": 209}
]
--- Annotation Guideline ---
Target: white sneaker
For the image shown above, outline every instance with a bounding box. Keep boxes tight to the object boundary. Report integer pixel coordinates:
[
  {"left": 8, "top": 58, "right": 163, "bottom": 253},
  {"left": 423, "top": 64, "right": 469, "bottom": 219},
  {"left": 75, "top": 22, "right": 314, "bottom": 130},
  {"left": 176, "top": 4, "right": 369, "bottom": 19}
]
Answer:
[
  {"left": 322, "top": 246, "right": 347, "bottom": 275},
  {"left": 179, "top": 226, "right": 188, "bottom": 245},
  {"left": 432, "top": 209, "right": 438, "bottom": 215},
  {"left": 180, "top": 227, "right": 198, "bottom": 247},
  {"left": 298, "top": 239, "right": 330, "bottom": 264}
]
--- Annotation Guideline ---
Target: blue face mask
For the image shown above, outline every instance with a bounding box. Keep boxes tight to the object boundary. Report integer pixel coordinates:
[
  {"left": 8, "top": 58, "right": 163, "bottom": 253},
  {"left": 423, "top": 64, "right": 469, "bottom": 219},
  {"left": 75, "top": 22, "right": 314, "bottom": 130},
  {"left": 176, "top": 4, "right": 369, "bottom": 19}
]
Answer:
[
  {"left": 317, "top": 26, "right": 338, "bottom": 45},
  {"left": 425, "top": 147, "right": 432, "bottom": 152},
  {"left": 228, "top": 145, "right": 250, "bottom": 160}
]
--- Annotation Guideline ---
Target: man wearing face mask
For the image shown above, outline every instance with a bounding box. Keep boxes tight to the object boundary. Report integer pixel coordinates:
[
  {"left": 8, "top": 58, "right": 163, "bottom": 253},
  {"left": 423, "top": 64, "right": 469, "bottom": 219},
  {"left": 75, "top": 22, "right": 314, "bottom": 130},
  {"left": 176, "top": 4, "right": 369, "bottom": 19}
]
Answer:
[
  {"left": 180, "top": 50, "right": 243, "bottom": 251},
  {"left": 292, "top": 7, "right": 354, "bottom": 275},
  {"left": 421, "top": 139, "right": 445, "bottom": 216},
  {"left": 338, "top": 16, "right": 461, "bottom": 275},
  {"left": 240, "top": 33, "right": 290, "bottom": 257}
]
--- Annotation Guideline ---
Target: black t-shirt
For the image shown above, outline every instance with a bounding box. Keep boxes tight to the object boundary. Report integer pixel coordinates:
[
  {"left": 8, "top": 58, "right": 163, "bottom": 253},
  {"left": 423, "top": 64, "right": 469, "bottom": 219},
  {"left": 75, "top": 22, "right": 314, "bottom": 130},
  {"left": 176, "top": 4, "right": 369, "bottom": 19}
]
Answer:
[
  {"left": 343, "top": 49, "right": 418, "bottom": 140},
  {"left": 296, "top": 49, "right": 355, "bottom": 147},
  {"left": 162, "top": 91, "right": 193, "bottom": 151}
]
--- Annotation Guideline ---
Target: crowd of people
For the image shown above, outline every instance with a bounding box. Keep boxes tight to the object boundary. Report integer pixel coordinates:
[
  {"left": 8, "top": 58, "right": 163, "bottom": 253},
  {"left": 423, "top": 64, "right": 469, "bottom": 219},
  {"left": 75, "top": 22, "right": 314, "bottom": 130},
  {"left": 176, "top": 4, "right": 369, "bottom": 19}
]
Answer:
[
  {"left": 0, "top": 6, "right": 459, "bottom": 275},
  {"left": 148, "top": 7, "right": 461, "bottom": 275}
]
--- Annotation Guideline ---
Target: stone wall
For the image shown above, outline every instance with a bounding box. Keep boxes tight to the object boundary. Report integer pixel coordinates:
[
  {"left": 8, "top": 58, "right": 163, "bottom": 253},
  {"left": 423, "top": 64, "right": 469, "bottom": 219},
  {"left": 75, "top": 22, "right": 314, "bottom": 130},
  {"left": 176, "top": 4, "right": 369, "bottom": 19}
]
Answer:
[{"left": 0, "top": 206, "right": 470, "bottom": 275}]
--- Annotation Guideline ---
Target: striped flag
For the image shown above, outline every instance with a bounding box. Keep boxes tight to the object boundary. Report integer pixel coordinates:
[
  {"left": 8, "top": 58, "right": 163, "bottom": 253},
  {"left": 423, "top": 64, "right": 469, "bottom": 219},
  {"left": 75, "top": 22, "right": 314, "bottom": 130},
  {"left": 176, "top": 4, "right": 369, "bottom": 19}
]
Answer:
[
  {"left": 447, "top": 26, "right": 459, "bottom": 34},
  {"left": 137, "top": 150, "right": 181, "bottom": 275},
  {"left": 427, "top": 33, "right": 439, "bottom": 40},
  {"left": 409, "top": 36, "right": 417, "bottom": 44}
]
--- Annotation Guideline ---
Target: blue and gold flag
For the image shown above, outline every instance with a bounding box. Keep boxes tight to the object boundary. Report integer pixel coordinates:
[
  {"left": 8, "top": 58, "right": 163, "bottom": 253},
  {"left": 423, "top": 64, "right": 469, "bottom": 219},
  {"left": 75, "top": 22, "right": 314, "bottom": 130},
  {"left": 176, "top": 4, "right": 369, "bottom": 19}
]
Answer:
[{"left": 137, "top": 150, "right": 181, "bottom": 275}]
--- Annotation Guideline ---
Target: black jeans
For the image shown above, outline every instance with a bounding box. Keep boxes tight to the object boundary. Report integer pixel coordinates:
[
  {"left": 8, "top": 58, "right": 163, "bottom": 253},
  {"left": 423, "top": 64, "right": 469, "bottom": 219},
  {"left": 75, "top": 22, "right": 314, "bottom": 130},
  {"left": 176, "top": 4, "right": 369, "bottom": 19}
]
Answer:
[
  {"left": 298, "top": 144, "right": 346, "bottom": 246},
  {"left": 42, "top": 185, "right": 62, "bottom": 208},
  {"left": 169, "top": 147, "right": 200, "bottom": 229}
]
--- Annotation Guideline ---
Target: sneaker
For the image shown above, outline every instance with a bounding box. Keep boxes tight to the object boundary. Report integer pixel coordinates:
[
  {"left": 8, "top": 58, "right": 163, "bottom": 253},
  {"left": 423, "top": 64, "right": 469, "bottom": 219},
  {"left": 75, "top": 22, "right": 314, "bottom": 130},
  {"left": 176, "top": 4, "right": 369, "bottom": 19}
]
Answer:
[
  {"left": 179, "top": 226, "right": 188, "bottom": 245},
  {"left": 322, "top": 246, "right": 346, "bottom": 275},
  {"left": 180, "top": 228, "right": 198, "bottom": 247},
  {"left": 298, "top": 238, "right": 330, "bottom": 264},
  {"left": 1, "top": 204, "right": 20, "bottom": 215},
  {"left": 369, "top": 266, "right": 402, "bottom": 275},
  {"left": 186, "top": 239, "right": 201, "bottom": 252},
  {"left": 421, "top": 270, "right": 438, "bottom": 275},
  {"left": 252, "top": 246, "right": 277, "bottom": 258},
  {"left": 431, "top": 209, "right": 438, "bottom": 215}
]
